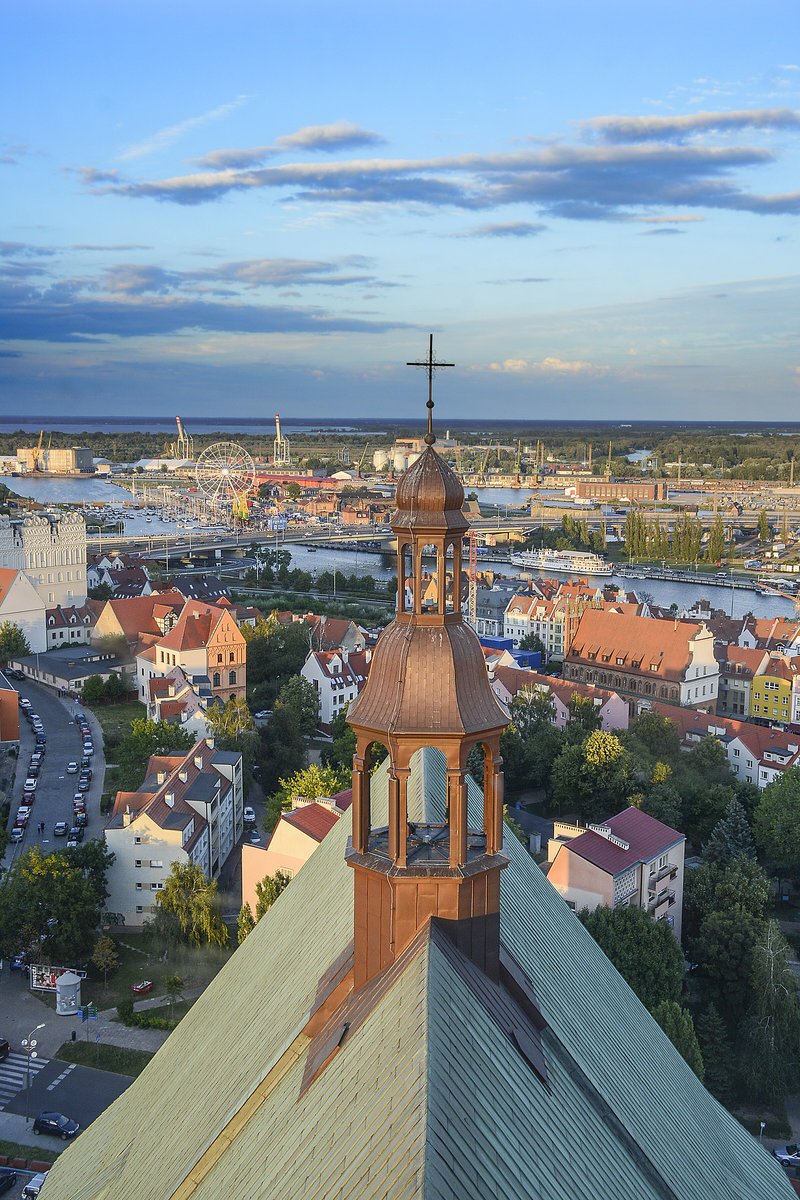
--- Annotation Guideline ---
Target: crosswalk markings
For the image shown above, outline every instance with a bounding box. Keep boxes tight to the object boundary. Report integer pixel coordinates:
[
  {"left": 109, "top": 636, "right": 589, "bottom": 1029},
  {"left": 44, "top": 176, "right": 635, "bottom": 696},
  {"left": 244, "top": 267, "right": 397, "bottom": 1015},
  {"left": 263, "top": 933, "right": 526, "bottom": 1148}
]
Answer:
[{"left": 0, "top": 1051, "right": 49, "bottom": 1110}]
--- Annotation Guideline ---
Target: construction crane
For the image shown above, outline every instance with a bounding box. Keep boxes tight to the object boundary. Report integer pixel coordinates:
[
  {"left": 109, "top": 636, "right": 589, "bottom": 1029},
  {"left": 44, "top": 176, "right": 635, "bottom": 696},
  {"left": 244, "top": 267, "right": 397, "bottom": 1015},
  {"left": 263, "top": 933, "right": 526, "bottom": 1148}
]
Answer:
[
  {"left": 273, "top": 413, "right": 291, "bottom": 465},
  {"left": 513, "top": 439, "right": 522, "bottom": 486},
  {"left": 32, "top": 429, "right": 44, "bottom": 471},
  {"left": 356, "top": 445, "right": 369, "bottom": 479},
  {"left": 467, "top": 530, "right": 478, "bottom": 629},
  {"left": 476, "top": 444, "right": 492, "bottom": 485}
]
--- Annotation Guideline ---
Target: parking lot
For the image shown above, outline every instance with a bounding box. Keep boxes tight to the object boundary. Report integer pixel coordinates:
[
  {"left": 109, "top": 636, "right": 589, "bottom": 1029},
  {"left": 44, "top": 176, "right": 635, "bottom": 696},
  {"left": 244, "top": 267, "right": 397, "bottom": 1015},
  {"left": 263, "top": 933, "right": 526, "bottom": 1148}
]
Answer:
[{"left": 3, "top": 679, "right": 105, "bottom": 865}]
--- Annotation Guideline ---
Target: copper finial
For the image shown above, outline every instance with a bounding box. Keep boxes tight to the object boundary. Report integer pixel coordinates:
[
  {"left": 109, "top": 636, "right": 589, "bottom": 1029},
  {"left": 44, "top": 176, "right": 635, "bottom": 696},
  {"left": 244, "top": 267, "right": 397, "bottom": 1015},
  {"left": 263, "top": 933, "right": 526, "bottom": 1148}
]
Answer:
[{"left": 407, "top": 334, "right": 454, "bottom": 447}]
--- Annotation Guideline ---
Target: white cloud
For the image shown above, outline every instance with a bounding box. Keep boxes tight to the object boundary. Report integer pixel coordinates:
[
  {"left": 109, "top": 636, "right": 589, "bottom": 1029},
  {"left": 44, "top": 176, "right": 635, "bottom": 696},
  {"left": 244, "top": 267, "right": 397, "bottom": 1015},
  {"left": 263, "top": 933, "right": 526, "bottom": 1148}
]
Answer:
[
  {"left": 118, "top": 96, "right": 249, "bottom": 161},
  {"left": 275, "top": 122, "right": 384, "bottom": 152},
  {"left": 486, "top": 356, "right": 608, "bottom": 376}
]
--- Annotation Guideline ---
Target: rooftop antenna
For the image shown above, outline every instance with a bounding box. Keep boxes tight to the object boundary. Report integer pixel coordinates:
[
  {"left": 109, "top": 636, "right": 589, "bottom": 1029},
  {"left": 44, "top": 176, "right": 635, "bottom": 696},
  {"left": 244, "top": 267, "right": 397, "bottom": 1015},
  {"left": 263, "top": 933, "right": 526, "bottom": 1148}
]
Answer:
[{"left": 407, "top": 334, "right": 454, "bottom": 446}]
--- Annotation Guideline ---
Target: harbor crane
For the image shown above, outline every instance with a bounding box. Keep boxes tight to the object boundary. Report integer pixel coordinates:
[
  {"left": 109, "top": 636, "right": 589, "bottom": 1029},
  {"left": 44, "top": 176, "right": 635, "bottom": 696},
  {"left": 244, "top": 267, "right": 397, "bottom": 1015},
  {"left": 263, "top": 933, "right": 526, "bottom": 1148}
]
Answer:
[
  {"left": 356, "top": 445, "right": 370, "bottom": 478},
  {"left": 605, "top": 440, "right": 613, "bottom": 483},
  {"left": 273, "top": 413, "right": 291, "bottom": 465}
]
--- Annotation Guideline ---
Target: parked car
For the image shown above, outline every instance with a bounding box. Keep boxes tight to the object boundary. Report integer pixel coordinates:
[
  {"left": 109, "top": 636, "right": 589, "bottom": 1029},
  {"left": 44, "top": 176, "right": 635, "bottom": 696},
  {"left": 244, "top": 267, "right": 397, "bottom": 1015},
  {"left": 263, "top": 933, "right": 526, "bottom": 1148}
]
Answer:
[
  {"left": 66, "top": 761, "right": 78, "bottom": 774},
  {"left": 132, "top": 979, "right": 153, "bottom": 995},
  {"left": 23, "top": 777, "right": 37, "bottom": 791},
  {"left": 21, "top": 1173, "right": 48, "bottom": 1199},
  {"left": 82, "top": 745, "right": 94, "bottom": 756},
  {"left": 32, "top": 1111, "right": 80, "bottom": 1139},
  {"left": 27, "top": 762, "right": 40, "bottom": 777},
  {"left": 0, "top": 1167, "right": 17, "bottom": 1194},
  {"left": 247, "top": 830, "right": 262, "bottom": 845},
  {"left": 774, "top": 1145, "right": 800, "bottom": 1168},
  {"left": 80, "top": 756, "right": 91, "bottom": 770},
  {"left": 74, "top": 811, "right": 87, "bottom": 828},
  {"left": 243, "top": 806, "right": 256, "bottom": 825},
  {"left": 68, "top": 826, "right": 84, "bottom": 843},
  {"left": 19, "top": 697, "right": 30, "bottom": 709},
  {"left": 9, "top": 827, "right": 24, "bottom": 843},
  {"left": 53, "top": 822, "right": 68, "bottom": 837},
  {"left": 75, "top": 777, "right": 90, "bottom": 792}
]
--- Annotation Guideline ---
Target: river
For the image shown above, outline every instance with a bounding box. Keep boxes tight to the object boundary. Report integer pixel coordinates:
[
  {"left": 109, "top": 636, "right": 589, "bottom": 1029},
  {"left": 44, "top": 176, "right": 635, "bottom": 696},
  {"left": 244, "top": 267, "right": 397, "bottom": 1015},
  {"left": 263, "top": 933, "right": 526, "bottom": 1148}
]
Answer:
[{"left": 6, "top": 476, "right": 796, "bottom": 621}]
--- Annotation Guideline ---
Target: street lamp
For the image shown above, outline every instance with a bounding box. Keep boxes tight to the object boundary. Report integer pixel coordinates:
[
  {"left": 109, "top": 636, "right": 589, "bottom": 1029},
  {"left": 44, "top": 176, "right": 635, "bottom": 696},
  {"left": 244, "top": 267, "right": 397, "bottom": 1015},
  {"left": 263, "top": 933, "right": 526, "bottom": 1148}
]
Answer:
[{"left": 22, "top": 1023, "right": 45, "bottom": 1124}]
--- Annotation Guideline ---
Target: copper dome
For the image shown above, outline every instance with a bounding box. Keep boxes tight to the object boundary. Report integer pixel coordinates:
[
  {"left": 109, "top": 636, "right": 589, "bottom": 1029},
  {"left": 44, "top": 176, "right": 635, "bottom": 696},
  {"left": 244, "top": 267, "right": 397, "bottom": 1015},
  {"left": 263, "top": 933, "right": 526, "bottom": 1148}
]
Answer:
[
  {"left": 348, "top": 619, "right": 509, "bottom": 740},
  {"left": 392, "top": 446, "right": 468, "bottom": 535}
]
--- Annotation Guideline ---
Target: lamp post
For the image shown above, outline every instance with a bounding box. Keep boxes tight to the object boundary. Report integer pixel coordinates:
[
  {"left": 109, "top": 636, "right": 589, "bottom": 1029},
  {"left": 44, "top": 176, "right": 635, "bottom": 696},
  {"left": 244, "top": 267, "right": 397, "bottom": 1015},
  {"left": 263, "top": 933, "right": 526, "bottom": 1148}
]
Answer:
[{"left": 22, "top": 1023, "right": 45, "bottom": 1123}]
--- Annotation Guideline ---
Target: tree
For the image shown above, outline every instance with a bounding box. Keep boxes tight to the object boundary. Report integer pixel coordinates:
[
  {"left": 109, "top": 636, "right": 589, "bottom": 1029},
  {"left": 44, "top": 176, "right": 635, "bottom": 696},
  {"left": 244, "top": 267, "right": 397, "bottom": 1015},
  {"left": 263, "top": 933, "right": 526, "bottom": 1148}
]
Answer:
[
  {"left": 651, "top": 1001, "right": 704, "bottom": 1081},
  {"left": 551, "top": 732, "right": 631, "bottom": 822},
  {"left": 81, "top": 675, "right": 106, "bottom": 705},
  {"left": 256, "top": 705, "right": 307, "bottom": 796},
  {"left": 91, "top": 934, "right": 119, "bottom": 988},
  {"left": 276, "top": 675, "right": 320, "bottom": 735},
  {"left": 741, "top": 922, "right": 800, "bottom": 1106},
  {"left": 155, "top": 862, "right": 229, "bottom": 948},
  {"left": 695, "top": 1004, "right": 736, "bottom": 1106},
  {"left": 237, "top": 903, "right": 255, "bottom": 944},
  {"left": 205, "top": 696, "right": 255, "bottom": 742},
  {"left": 254, "top": 869, "right": 292, "bottom": 919},
  {"left": 0, "top": 620, "right": 30, "bottom": 660},
  {"left": 87, "top": 582, "right": 114, "bottom": 601},
  {"left": 518, "top": 632, "right": 546, "bottom": 655},
  {"left": 754, "top": 767, "right": 800, "bottom": 878},
  {"left": 624, "top": 710, "right": 681, "bottom": 767},
  {"left": 565, "top": 692, "right": 602, "bottom": 741},
  {"left": 164, "top": 973, "right": 184, "bottom": 1022},
  {"left": 578, "top": 905, "right": 684, "bottom": 1011},
  {"left": 103, "top": 672, "right": 127, "bottom": 702},
  {"left": 707, "top": 514, "right": 725, "bottom": 563},
  {"left": 0, "top": 842, "right": 112, "bottom": 964},
  {"left": 703, "top": 797, "right": 756, "bottom": 866},
  {"left": 693, "top": 908, "right": 765, "bottom": 1021},
  {"left": 286, "top": 482, "right": 302, "bottom": 500},
  {"left": 638, "top": 783, "right": 683, "bottom": 830},
  {"left": 758, "top": 509, "right": 771, "bottom": 543},
  {"left": 266, "top": 763, "right": 349, "bottom": 832}
]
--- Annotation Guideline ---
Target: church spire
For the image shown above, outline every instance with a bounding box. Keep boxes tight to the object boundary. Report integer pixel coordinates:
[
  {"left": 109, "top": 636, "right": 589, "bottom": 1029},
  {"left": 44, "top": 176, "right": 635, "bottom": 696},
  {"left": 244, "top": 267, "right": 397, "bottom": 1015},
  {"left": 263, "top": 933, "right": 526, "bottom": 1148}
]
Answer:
[{"left": 346, "top": 344, "right": 509, "bottom": 989}]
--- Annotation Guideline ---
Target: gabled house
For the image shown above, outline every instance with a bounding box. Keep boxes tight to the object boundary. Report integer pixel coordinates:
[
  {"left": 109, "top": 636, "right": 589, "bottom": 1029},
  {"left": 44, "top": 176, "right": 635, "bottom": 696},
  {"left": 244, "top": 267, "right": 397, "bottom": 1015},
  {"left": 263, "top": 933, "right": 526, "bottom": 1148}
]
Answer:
[
  {"left": 492, "top": 666, "right": 629, "bottom": 731},
  {"left": 301, "top": 648, "right": 371, "bottom": 729},
  {"left": 716, "top": 645, "right": 768, "bottom": 719},
  {"left": 104, "top": 737, "right": 244, "bottom": 925},
  {"left": 45, "top": 602, "right": 95, "bottom": 649},
  {"left": 546, "top": 806, "right": 686, "bottom": 940},
  {"left": 0, "top": 567, "right": 46, "bottom": 653},
  {"left": 138, "top": 601, "right": 247, "bottom": 705},
  {"left": 565, "top": 609, "right": 719, "bottom": 713},
  {"left": 306, "top": 614, "right": 368, "bottom": 653},
  {"left": 750, "top": 653, "right": 800, "bottom": 727},
  {"left": 92, "top": 595, "right": 184, "bottom": 651}
]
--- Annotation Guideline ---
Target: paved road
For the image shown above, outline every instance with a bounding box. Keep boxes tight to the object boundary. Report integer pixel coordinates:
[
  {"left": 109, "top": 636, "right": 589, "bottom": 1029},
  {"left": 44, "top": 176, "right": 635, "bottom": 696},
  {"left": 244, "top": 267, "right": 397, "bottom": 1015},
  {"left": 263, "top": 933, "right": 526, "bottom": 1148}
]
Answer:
[
  {"left": 3, "top": 1057, "right": 132, "bottom": 1130},
  {"left": 0, "top": 1051, "right": 49, "bottom": 1110},
  {"left": 2, "top": 679, "right": 105, "bottom": 863}
]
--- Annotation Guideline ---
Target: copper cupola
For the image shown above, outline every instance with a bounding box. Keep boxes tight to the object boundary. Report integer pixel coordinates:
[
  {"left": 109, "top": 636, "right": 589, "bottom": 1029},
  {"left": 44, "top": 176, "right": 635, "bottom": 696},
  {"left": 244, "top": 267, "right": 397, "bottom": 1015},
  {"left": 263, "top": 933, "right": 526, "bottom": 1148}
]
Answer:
[{"left": 346, "top": 338, "right": 510, "bottom": 988}]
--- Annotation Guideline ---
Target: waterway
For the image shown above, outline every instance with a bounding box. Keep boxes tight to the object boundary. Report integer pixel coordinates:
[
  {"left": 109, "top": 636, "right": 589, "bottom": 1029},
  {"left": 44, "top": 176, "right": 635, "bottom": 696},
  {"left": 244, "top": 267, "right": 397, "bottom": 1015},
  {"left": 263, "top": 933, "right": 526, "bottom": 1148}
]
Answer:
[{"left": 6, "top": 476, "right": 796, "bottom": 621}]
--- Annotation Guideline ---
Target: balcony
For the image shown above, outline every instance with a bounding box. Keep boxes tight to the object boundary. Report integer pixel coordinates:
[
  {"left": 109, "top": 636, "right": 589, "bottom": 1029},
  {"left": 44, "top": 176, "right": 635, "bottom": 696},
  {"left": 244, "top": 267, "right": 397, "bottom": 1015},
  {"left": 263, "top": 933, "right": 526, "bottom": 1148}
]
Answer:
[
  {"left": 648, "top": 863, "right": 678, "bottom": 891},
  {"left": 649, "top": 889, "right": 676, "bottom": 913}
]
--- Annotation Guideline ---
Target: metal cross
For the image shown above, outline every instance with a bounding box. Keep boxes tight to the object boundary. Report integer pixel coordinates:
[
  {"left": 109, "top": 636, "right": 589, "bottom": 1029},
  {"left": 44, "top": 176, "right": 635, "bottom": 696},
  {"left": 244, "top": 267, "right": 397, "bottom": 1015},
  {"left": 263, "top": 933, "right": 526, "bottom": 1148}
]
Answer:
[{"left": 407, "top": 334, "right": 454, "bottom": 446}]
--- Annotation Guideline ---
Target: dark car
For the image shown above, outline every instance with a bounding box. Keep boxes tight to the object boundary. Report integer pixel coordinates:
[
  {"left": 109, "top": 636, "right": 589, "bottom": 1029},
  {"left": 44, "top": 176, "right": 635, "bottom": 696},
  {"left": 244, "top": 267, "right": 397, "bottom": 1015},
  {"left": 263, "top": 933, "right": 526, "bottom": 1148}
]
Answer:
[
  {"left": 68, "top": 826, "right": 84, "bottom": 843},
  {"left": 74, "top": 811, "right": 87, "bottom": 827},
  {"left": 9, "top": 954, "right": 27, "bottom": 971},
  {"left": 76, "top": 777, "right": 90, "bottom": 792},
  {"left": 32, "top": 1111, "right": 80, "bottom": 1139},
  {"left": 80, "top": 756, "right": 91, "bottom": 770},
  {"left": 0, "top": 1038, "right": 9, "bottom": 1061},
  {"left": 0, "top": 1167, "right": 17, "bottom": 1194}
]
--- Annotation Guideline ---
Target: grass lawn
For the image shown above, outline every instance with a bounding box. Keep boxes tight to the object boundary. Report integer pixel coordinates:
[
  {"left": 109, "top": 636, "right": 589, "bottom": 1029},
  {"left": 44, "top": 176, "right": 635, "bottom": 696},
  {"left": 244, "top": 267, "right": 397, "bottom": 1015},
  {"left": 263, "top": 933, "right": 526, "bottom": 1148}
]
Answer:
[
  {"left": 0, "top": 1137, "right": 61, "bottom": 1162},
  {"left": 80, "top": 929, "right": 233, "bottom": 1010},
  {"left": 54, "top": 1040, "right": 154, "bottom": 1077},
  {"left": 90, "top": 700, "right": 147, "bottom": 745}
]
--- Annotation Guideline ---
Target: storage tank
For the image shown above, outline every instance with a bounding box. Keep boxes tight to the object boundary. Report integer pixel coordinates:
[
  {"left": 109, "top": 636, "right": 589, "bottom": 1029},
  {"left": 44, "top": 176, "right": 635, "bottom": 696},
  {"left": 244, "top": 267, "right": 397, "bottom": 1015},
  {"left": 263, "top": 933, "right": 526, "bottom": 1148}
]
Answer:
[
  {"left": 393, "top": 451, "right": 409, "bottom": 472},
  {"left": 373, "top": 450, "right": 390, "bottom": 470}
]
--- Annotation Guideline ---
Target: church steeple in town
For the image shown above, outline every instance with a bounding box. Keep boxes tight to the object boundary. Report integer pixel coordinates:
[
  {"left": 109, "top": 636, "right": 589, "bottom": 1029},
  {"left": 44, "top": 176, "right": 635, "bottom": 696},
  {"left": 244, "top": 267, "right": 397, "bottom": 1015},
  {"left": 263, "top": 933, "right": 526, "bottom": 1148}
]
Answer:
[{"left": 346, "top": 338, "right": 510, "bottom": 988}]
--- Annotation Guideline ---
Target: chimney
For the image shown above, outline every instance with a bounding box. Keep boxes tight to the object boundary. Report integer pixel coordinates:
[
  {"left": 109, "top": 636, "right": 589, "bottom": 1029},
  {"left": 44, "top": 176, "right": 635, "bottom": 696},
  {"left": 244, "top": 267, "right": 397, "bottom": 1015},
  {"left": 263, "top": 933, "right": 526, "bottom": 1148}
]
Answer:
[{"left": 122, "top": 806, "right": 132, "bottom": 827}]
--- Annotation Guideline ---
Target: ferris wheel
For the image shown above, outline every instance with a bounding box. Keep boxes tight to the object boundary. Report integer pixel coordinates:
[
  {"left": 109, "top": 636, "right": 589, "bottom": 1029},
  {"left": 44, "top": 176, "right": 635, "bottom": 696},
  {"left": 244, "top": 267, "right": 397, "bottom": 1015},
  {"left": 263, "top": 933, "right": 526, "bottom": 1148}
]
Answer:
[{"left": 195, "top": 442, "right": 256, "bottom": 516}]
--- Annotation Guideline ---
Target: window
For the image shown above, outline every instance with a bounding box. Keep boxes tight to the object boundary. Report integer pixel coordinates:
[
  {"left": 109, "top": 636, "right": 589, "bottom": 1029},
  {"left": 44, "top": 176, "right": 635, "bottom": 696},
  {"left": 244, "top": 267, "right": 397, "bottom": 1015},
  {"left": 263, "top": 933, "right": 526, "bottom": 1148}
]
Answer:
[
  {"left": 229, "top": 652, "right": 235, "bottom": 662},
  {"left": 217, "top": 653, "right": 223, "bottom": 663},
  {"left": 213, "top": 672, "right": 221, "bottom": 687},
  {"left": 150, "top": 860, "right": 163, "bottom": 869},
  {"left": 134, "top": 836, "right": 142, "bottom": 844},
  {"left": 229, "top": 670, "right": 236, "bottom": 685},
  {"left": 150, "top": 882, "right": 164, "bottom": 891},
  {"left": 734, "top": 748, "right": 740, "bottom": 757},
  {"left": 136, "top": 905, "right": 143, "bottom": 914},
  {"left": 135, "top": 860, "right": 142, "bottom": 868},
  {"left": 135, "top": 882, "right": 143, "bottom": 891}
]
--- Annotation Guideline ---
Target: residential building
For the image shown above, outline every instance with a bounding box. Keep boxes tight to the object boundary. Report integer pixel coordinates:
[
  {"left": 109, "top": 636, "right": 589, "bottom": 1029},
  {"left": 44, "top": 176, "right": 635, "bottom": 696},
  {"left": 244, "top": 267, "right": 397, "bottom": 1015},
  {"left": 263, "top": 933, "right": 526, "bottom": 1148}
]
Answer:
[
  {"left": 738, "top": 615, "right": 800, "bottom": 656},
  {"left": 242, "top": 790, "right": 353, "bottom": 914},
  {"left": 45, "top": 603, "right": 94, "bottom": 649},
  {"left": 138, "top": 601, "right": 247, "bottom": 705},
  {"left": 492, "top": 666, "right": 629, "bottom": 731},
  {"left": 41, "top": 433, "right": 791, "bottom": 1200},
  {"left": 301, "top": 648, "right": 371, "bottom": 728},
  {"left": 0, "top": 511, "right": 87, "bottom": 607},
  {"left": 716, "top": 645, "right": 767, "bottom": 719},
  {"left": 564, "top": 609, "right": 719, "bottom": 713},
  {"left": 546, "top": 807, "right": 686, "bottom": 940},
  {"left": 306, "top": 614, "right": 368, "bottom": 652},
  {"left": 0, "top": 567, "right": 46, "bottom": 653},
  {"left": 146, "top": 666, "right": 211, "bottom": 738},
  {"left": 105, "top": 737, "right": 243, "bottom": 925},
  {"left": 93, "top": 594, "right": 184, "bottom": 651},
  {"left": 647, "top": 700, "right": 800, "bottom": 789},
  {"left": 8, "top": 644, "right": 124, "bottom": 694},
  {"left": 750, "top": 653, "right": 800, "bottom": 727}
]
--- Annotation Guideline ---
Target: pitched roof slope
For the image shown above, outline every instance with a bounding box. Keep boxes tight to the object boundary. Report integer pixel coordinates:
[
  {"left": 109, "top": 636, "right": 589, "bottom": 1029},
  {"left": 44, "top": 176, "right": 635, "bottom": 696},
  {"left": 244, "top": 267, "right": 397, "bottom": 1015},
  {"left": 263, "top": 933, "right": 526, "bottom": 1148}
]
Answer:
[
  {"left": 569, "top": 608, "right": 706, "bottom": 680},
  {"left": 42, "top": 748, "right": 792, "bottom": 1200},
  {"left": 566, "top": 807, "right": 683, "bottom": 875}
]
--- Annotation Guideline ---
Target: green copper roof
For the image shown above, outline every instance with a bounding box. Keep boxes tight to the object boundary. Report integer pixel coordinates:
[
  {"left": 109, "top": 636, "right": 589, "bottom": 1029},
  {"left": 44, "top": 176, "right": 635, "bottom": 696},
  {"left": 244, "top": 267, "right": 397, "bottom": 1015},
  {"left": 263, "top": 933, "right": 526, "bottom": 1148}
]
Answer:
[{"left": 44, "top": 748, "right": 792, "bottom": 1200}]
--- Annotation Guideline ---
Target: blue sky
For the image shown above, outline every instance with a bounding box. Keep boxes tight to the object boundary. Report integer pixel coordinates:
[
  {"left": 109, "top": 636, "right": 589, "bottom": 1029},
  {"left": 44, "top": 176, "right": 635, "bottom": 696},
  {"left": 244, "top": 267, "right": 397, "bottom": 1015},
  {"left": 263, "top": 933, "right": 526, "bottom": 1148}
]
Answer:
[{"left": 2, "top": 0, "right": 799, "bottom": 421}]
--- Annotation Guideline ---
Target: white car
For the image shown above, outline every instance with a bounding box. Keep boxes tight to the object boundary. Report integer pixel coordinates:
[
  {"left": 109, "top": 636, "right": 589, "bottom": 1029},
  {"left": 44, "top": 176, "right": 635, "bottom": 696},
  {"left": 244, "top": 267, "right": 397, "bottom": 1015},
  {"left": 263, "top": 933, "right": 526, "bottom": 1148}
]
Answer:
[
  {"left": 66, "top": 761, "right": 78, "bottom": 774},
  {"left": 243, "top": 806, "right": 256, "bottom": 825},
  {"left": 24, "top": 777, "right": 37, "bottom": 791}
]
